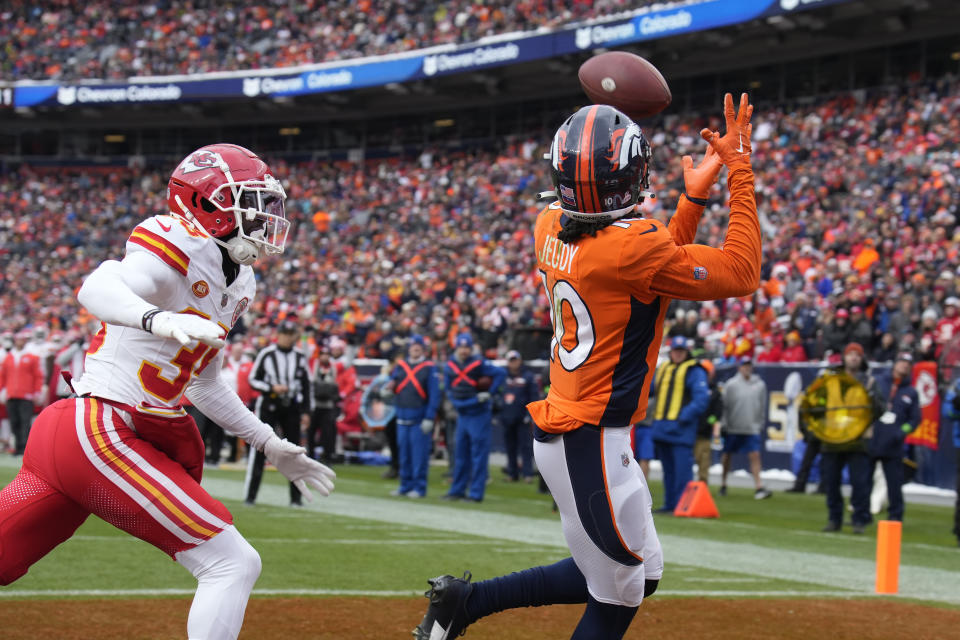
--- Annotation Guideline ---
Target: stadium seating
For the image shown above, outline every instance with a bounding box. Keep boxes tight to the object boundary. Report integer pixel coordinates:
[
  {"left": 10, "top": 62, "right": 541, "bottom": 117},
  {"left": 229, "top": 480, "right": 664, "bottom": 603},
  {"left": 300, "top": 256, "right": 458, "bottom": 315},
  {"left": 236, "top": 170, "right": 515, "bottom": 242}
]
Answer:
[
  {"left": 2, "top": 0, "right": 660, "bottom": 81},
  {"left": 0, "top": 78, "right": 958, "bottom": 370}
]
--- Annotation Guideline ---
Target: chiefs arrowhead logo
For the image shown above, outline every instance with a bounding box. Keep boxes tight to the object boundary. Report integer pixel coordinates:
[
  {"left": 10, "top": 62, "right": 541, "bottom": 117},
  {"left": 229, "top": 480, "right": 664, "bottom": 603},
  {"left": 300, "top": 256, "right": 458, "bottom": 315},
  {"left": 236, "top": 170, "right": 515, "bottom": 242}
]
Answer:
[
  {"left": 232, "top": 297, "right": 250, "bottom": 326},
  {"left": 191, "top": 280, "right": 210, "bottom": 298}
]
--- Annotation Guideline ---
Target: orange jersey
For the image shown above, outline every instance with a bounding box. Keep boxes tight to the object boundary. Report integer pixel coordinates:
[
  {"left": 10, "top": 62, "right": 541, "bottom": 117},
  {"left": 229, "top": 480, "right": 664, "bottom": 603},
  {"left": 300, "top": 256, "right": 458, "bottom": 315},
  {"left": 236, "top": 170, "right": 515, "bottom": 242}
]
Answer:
[{"left": 528, "top": 168, "right": 761, "bottom": 433}]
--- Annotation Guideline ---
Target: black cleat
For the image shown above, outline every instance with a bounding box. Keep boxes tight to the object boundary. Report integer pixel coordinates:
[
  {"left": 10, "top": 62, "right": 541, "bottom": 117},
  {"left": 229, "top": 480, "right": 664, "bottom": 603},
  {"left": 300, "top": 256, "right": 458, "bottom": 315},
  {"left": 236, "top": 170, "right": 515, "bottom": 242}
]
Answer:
[{"left": 413, "top": 571, "right": 474, "bottom": 640}]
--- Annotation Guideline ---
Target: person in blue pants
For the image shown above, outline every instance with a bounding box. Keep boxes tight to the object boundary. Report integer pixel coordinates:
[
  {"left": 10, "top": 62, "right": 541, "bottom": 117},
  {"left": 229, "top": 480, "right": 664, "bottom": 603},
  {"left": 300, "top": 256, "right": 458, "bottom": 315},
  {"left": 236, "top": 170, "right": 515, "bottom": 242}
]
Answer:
[
  {"left": 385, "top": 335, "right": 440, "bottom": 498},
  {"left": 942, "top": 377, "right": 960, "bottom": 547},
  {"left": 498, "top": 350, "right": 540, "bottom": 482},
  {"left": 651, "top": 337, "right": 709, "bottom": 511},
  {"left": 443, "top": 333, "right": 505, "bottom": 502}
]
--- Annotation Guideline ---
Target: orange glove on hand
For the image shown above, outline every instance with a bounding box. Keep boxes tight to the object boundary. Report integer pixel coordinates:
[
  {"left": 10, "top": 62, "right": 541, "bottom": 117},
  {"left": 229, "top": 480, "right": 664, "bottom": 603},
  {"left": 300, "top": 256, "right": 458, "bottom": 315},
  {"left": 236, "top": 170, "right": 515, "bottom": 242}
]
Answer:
[
  {"left": 700, "top": 92, "right": 753, "bottom": 172},
  {"left": 681, "top": 144, "right": 723, "bottom": 201}
]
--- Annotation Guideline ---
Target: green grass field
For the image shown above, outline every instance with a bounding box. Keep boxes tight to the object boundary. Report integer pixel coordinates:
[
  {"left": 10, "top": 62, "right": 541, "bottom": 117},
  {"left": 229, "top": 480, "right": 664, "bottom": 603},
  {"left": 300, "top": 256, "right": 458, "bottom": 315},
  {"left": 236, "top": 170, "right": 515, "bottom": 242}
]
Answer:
[{"left": 0, "top": 460, "right": 958, "bottom": 608}]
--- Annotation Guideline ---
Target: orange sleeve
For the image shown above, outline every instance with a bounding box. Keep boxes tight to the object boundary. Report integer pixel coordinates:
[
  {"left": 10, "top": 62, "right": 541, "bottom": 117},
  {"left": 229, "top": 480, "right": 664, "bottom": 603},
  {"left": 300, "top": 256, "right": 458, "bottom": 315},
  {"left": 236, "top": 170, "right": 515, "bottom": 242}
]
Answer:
[
  {"left": 667, "top": 194, "right": 706, "bottom": 246},
  {"left": 648, "top": 167, "right": 761, "bottom": 301}
]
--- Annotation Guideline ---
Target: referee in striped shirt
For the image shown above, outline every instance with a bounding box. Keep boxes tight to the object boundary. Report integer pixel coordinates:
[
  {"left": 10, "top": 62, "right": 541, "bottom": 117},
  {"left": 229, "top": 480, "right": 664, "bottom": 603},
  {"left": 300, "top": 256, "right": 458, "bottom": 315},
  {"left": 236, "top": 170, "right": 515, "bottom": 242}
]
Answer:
[{"left": 244, "top": 320, "right": 313, "bottom": 507}]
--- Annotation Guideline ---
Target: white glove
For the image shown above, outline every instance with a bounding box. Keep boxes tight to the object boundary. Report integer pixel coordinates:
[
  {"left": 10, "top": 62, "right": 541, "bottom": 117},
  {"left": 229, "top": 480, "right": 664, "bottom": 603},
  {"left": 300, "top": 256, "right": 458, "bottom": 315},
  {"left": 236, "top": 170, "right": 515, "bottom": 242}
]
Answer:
[
  {"left": 420, "top": 418, "right": 435, "bottom": 435},
  {"left": 263, "top": 436, "right": 336, "bottom": 501},
  {"left": 476, "top": 392, "right": 491, "bottom": 403},
  {"left": 379, "top": 387, "right": 395, "bottom": 401},
  {"left": 147, "top": 310, "right": 226, "bottom": 349},
  {"left": 0, "top": 388, "right": 7, "bottom": 404}
]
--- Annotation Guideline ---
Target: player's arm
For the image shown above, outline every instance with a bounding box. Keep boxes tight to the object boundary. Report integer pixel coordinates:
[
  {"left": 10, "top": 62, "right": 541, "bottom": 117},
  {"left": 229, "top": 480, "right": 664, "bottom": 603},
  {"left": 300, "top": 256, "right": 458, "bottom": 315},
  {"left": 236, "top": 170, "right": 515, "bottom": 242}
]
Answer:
[
  {"left": 648, "top": 94, "right": 760, "bottom": 301},
  {"left": 669, "top": 144, "right": 723, "bottom": 246},
  {"left": 186, "top": 352, "right": 335, "bottom": 501},
  {"left": 77, "top": 252, "right": 224, "bottom": 348}
]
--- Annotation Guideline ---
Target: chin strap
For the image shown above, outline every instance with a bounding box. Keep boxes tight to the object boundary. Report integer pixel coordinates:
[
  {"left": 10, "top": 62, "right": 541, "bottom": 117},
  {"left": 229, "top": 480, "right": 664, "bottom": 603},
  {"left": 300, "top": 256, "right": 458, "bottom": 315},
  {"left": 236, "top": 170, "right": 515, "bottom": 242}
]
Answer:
[{"left": 223, "top": 236, "right": 258, "bottom": 265}]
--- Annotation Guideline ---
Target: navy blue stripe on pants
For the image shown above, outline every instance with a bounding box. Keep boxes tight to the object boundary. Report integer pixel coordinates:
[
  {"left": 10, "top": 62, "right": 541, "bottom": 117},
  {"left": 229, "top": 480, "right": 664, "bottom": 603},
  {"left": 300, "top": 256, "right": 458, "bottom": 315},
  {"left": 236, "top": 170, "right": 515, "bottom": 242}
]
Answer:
[{"left": 562, "top": 425, "right": 642, "bottom": 567}]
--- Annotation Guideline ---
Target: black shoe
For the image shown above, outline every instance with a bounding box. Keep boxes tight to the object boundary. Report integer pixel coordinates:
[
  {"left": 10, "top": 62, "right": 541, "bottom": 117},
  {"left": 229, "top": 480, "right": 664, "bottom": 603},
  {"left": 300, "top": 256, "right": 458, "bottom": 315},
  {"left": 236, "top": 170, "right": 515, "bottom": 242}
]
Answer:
[
  {"left": 381, "top": 467, "right": 398, "bottom": 479},
  {"left": 719, "top": 485, "right": 727, "bottom": 497},
  {"left": 413, "top": 572, "right": 474, "bottom": 640},
  {"left": 822, "top": 522, "right": 841, "bottom": 532},
  {"left": 784, "top": 486, "right": 805, "bottom": 494},
  {"left": 852, "top": 523, "right": 866, "bottom": 535},
  {"left": 465, "top": 496, "right": 483, "bottom": 503},
  {"left": 441, "top": 494, "right": 464, "bottom": 501}
]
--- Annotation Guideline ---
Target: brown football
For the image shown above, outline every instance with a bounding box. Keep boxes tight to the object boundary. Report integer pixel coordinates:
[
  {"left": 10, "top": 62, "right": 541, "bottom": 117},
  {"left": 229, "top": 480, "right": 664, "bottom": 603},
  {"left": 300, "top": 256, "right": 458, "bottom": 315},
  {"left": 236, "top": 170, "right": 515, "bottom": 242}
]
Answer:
[
  {"left": 476, "top": 376, "right": 492, "bottom": 391},
  {"left": 578, "top": 51, "right": 671, "bottom": 120}
]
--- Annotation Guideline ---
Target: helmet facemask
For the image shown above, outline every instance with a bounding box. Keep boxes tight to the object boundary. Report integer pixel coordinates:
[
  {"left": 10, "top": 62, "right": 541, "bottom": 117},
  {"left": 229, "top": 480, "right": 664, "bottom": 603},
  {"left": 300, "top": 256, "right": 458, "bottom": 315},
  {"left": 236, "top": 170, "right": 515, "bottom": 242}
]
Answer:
[{"left": 204, "top": 173, "right": 290, "bottom": 265}]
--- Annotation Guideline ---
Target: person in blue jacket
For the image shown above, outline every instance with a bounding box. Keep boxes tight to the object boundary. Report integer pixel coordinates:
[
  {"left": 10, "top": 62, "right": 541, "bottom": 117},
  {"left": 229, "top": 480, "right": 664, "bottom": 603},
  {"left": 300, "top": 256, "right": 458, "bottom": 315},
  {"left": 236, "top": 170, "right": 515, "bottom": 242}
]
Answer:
[
  {"left": 942, "top": 376, "right": 960, "bottom": 547},
  {"left": 498, "top": 350, "right": 540, "bottom": 483},
  {"left": 443, "top": 333, "right": 506, "bottom": 502},
  {"left": 651, "top": 336, "right": 710, "bottom": 512},
  {"left": 868, "top": 352, "right": 921, "bottom": 522},
  {"left": 386, "top": 335, "right": 440, "bottom": 498}
]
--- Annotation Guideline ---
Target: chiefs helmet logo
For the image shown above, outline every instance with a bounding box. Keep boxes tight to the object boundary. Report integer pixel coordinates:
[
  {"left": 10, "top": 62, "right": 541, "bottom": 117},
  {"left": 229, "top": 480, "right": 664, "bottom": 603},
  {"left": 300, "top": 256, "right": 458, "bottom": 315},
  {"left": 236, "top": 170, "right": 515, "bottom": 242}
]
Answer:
[
  {"left": 179, "top": 150, "right": 224, "bottom": 174},
  {"left": 606, "top": 123, "right": 642, "bottom": 171}
]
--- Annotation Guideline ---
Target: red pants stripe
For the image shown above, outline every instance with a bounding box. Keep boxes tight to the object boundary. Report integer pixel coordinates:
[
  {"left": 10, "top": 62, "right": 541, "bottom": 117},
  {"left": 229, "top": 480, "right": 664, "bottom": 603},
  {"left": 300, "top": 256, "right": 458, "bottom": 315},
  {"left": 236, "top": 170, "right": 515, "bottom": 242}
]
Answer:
[{"left": 0, "top": 398, "right": 232, "bottom": 585}]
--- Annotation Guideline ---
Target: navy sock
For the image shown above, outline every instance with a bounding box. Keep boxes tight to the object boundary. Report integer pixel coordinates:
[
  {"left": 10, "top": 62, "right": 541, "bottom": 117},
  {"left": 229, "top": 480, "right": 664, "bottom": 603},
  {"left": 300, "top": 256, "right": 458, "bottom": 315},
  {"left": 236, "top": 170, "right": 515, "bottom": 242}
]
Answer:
[
  {"left": 464, "top": 557, "right": 588, "bottom": 623},
  {"left": 570, "top": 594, "right": 638, "bottom": 640}
]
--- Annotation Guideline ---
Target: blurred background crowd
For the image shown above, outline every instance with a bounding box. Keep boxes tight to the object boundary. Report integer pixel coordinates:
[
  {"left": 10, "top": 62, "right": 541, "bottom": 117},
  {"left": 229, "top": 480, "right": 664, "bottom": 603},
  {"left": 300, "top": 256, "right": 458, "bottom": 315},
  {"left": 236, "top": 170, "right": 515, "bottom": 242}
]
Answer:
[
  {"left": 2, "top": 0, "right": 654, "bottom": 81},
  {"left": 2, "top": 76, "right": 959, "bottom": 376}
]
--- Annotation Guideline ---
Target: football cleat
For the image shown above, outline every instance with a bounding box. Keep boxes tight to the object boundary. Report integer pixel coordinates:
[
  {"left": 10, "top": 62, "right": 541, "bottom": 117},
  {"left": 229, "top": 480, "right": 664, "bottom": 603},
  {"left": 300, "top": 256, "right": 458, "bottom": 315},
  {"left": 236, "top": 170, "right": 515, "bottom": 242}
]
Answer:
[{"left": 412, "top": 571, "right": 474, "bottom": 640}]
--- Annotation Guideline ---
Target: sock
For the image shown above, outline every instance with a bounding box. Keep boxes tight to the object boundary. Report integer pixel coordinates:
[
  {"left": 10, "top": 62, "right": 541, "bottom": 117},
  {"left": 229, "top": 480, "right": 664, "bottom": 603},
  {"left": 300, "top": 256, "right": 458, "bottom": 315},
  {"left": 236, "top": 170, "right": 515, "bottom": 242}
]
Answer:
[
  {"left": 570, "top": 593, "right": 638, "bottom": 640},
  {"left": 464, "top": 557, "right": 588, "bottom": 623}
]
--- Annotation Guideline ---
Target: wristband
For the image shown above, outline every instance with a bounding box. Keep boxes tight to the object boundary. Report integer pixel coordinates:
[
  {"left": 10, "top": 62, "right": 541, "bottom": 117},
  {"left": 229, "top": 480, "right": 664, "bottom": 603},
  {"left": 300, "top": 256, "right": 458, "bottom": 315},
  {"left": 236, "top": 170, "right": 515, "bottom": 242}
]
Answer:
[
  {"left": 141, "top": 308, "right": 162, "bottom": 332},
  {"left": 684, "top": 193, "right": 709, "bottom": 207}
]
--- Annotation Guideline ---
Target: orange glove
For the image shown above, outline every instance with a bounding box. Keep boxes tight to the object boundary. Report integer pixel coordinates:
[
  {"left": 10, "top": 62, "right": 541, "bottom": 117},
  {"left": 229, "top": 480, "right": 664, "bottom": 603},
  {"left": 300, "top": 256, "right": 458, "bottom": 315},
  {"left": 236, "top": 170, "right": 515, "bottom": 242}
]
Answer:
[
  {"left": 682, "top": 144, "right": 723, "bottom": 200},
  {"left": 700, "top": 92, "right": 753, "bottom": 171}
]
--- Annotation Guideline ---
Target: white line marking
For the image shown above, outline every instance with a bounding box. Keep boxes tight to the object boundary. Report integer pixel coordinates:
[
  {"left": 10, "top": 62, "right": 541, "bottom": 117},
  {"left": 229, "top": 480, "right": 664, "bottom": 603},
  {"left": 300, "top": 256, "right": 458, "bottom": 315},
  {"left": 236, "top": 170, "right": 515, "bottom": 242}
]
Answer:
[
  {"left": 0, "top": 587, "right": 869, "bottom": 599},
  {"left": 198, "top": 477, "right": 960, "bottom": 605}
]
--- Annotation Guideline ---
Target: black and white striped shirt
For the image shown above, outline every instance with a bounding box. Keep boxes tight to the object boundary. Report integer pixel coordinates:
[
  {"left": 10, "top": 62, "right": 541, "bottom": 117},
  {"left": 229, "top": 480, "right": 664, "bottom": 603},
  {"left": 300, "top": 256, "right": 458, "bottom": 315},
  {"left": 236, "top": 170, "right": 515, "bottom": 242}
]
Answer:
[{"left": 249, "top": 344, "right": 312, "bottom": 413}]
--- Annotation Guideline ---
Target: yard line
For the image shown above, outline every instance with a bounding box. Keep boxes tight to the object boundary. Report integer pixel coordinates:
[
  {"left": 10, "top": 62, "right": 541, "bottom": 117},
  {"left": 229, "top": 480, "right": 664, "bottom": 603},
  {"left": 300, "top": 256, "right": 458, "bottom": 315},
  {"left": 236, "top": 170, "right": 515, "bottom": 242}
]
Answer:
[
  {"left": 198, "top": 476, "right": 960, "bottom": 605},
  {"left": 0, "top": 587, "right": 873, "bottom": 599}
]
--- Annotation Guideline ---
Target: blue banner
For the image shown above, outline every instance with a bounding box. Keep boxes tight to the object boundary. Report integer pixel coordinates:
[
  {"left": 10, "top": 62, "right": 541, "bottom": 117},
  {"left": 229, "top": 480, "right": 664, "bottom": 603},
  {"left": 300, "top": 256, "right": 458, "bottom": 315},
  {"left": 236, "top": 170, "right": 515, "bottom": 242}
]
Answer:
[{"left": 13, "top": 0, "right": 854, "bottom": 108}]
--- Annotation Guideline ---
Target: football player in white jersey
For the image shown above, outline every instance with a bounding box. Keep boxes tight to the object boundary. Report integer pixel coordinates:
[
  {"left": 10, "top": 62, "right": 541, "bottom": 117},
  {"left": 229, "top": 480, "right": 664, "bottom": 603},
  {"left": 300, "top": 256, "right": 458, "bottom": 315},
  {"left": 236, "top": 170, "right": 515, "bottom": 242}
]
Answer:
[{"left": 0, "top": 144, "right": 335, "bottom": 640}]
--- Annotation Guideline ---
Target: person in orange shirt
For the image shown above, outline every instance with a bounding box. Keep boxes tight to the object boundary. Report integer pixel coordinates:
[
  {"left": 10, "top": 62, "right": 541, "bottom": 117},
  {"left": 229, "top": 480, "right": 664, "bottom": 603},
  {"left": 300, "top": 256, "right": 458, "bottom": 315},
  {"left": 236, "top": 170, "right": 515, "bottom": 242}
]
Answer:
[{"left": 414, "top": 94, "right": 760, "bottom": 640}]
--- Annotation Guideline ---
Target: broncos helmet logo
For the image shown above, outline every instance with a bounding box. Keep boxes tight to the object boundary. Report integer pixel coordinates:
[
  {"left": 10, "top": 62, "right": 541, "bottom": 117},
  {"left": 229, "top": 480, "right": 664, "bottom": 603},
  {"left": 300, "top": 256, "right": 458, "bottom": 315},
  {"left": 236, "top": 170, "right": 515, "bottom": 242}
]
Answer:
[
  {"left": 606, "top": 123, "right": 643, "bottom": 171},
  {"left": 550, "top": 128, "right": 569, "bottom": 171}
]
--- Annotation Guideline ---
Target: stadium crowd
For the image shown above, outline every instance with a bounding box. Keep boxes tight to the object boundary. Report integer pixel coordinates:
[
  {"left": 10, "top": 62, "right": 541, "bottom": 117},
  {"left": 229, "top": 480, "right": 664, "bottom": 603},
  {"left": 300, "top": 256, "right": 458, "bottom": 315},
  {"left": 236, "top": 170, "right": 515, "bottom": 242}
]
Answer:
[
  {"left": 1, "top": 77, "right": 959, "bottom": 384},
  {"left": 3, "top": 0, "right": 660, "bottom": 81}
]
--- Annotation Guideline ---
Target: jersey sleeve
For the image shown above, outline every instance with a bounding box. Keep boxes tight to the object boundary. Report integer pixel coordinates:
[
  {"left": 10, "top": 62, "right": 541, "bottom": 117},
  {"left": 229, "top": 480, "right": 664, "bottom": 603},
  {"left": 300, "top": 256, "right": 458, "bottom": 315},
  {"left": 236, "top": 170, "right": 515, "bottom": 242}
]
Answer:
[
  {"left": 647, "top": 167, "right": 761, "bottom": 301},
  {"left": 667, "top": 194, "right": 707, "bottom": 246},
  {"left": 125, "top": 215, "right": 201, "bottom": 277}
]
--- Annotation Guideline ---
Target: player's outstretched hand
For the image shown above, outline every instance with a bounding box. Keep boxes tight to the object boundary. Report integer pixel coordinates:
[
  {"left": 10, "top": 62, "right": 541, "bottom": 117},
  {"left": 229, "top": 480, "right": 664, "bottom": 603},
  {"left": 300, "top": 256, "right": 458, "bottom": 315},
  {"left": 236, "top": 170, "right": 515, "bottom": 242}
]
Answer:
[
  {"left": 264, "top": 436, "right": 337, "bottom": 501},
  {"left": 148, "top": 310, "right": 226, "bottom": 349},
  {"left": 681, "top": 143, "right": 723, "bottom": 200},
  {"left": 700, "top": 92, "right": 753, "bottom": 170}
]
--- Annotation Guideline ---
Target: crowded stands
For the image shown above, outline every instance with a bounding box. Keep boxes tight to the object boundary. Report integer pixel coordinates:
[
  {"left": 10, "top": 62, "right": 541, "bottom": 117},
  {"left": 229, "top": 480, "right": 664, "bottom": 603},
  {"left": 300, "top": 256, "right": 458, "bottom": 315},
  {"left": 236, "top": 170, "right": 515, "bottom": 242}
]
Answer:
[
  {"left": 1, "top": 76, "right": 959, "bottom": 375},
  {"left": 3, "top": 0, "right": 665, "bottom": 81}
]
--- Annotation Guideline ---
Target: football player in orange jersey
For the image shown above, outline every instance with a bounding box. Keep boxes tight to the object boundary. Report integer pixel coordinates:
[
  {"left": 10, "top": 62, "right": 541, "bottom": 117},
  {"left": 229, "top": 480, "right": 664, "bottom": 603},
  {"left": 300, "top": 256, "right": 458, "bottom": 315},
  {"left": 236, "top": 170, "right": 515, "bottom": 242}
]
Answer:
[{"left": 414, "top": 93, "right": 759, "bottom": 640}]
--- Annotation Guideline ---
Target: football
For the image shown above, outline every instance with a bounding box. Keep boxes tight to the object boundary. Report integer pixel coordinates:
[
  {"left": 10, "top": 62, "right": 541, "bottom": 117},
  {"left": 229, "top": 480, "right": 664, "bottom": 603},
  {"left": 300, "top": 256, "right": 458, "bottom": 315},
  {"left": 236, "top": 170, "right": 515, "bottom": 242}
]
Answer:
[
  {"left": 476, "top": 376, "right": 492, "bottom": 391},
  {"left": 577, "top": 51, "right": 671, "bottom": 120}
]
